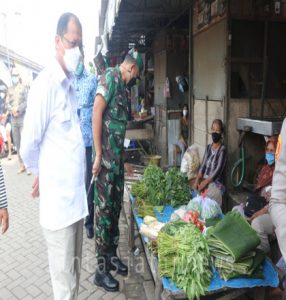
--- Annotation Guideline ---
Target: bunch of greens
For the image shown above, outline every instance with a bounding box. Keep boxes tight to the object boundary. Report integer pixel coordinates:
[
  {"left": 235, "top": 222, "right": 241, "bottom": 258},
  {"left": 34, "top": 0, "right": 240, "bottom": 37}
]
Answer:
[
  {"left": 135, "top": 198, "right": 155, "bottom": 218},
  {"left": 165, "top": 168, "right": 190, "bottom": 207},
  {"left": 131, "top": 180, "right": 147, "bottom": 199},
  {"left": 143, "top": 165, "right": 166, "bottom": 206},
  {"left": 158, "top": 221, "right": 212, "bottom": 300}
]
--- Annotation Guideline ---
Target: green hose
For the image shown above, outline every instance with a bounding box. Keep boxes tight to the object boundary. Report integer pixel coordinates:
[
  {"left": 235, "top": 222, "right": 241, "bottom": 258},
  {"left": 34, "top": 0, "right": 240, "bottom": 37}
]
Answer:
[{"left": 230, "top": 144, "right": 245, "bottom": 188}]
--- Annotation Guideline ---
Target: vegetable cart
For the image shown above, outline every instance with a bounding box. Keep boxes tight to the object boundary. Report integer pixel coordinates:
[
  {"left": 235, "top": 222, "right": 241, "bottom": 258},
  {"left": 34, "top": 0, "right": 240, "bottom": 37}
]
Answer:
[{"left": 124, "top": 177, "right": 278, "bottom": 300}]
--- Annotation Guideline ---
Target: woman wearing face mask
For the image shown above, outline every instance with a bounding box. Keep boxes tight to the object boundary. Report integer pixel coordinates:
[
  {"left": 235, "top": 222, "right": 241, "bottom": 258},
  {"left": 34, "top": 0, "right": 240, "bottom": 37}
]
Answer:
[
  {"left": 193, "top": 119, "right": 227, "bottom": 206},
  {"left": 231, "top": 138, "right": 277, "bottom": 254},
  {"left": 248, "top": 139, "right": 277, "bottom": 255},
  {"left": 173, "top": 104, "right": 189, "bottom": 165}
]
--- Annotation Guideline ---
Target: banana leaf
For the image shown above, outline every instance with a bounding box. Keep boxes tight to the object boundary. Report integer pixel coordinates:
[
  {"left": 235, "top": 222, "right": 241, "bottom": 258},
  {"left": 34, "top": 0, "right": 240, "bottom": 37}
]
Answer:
[
  {"left": 217, "top": 266, "right": 264, "bottom": 281},
  {"left": 215, "top": 250, "right": 265, "bottom": 274},
  {"left": 215, "top": 250, "right": 265, "bottom": 280},
  {"left": 209, "top": 250, "right": 256, "bottom": 263},
  {"left": 207, "top": 212, "right": 260, "bottom": 262}
]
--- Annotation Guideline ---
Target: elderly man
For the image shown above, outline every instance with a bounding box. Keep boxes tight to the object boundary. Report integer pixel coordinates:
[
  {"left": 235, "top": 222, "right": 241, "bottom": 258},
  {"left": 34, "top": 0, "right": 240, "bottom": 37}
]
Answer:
[
  {"left": 92, "top": 49, "right": 143, "bottom": 292},
  {"left": 20, "top": 13, "right": 88, "bottom": 300}
]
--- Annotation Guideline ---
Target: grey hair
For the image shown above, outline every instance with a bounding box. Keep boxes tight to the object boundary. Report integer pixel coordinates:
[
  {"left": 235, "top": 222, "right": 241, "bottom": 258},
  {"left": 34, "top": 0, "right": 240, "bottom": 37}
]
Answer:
[{"left": 56, "top": 12, "right": 82, "bottom": 37}]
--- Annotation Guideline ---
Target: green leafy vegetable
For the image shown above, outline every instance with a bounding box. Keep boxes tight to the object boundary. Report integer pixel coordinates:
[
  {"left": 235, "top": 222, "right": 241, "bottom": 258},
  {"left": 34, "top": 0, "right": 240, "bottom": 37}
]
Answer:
[
  {"left": 158, "top": 222, "right": 212, "bottom": 300},
  {"left": 131, "top": 180, "right": 147, "bottom": 199},
  {"left": 143, "top": 165, "right": 166, "bottom": 205},
  {"left": 165, "top": 168, "right": 190, "bottom": 207}
]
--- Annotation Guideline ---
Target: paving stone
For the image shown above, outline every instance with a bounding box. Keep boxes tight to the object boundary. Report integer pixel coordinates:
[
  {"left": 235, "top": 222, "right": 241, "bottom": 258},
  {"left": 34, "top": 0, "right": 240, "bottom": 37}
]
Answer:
[
  {"left": 0, "top": 287, "right": 14, "bottom": 300},
  {"left": 143, "top": 281, "right": 155, "bottom": 300},
  {"left": 21, "top": 295, "right": 34, "bottom": 300},
  {"left": 26, "top": 284, "right": 42, "bottom": 297},
  {"left": 113, "top": 293, "right": 127, "bottom": 300},
  {"left": 12, "top": 285, "right": 28, "bottom": 299}
]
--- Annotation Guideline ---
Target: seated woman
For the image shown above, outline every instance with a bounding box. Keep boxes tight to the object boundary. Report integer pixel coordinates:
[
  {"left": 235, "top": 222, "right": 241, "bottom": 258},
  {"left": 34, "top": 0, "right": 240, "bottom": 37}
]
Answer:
[
  {"left": 193, "top": 119, "right": 227, "bottom": 206},
  {"left": 250, "top": 139, "right": 277, "bottom": 255},
  {"left": 232, "top": 138, "right": 277, "bottom": 254}
]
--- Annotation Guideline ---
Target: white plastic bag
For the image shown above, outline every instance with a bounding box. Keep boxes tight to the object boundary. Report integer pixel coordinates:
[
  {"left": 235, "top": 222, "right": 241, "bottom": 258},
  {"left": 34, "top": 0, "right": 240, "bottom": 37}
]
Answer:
[
  {"left": 180, "top": 145, "right": 200, "bottom": 180},
  {"left": 186, "top": 195, "right": 222, "bottom": 220}
]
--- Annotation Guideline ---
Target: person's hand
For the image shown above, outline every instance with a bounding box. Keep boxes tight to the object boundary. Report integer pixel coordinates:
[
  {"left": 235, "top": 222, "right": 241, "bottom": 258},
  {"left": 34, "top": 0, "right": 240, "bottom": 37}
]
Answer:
[
  {"left": 198, "top": 179, "right": 209, "bottom": 192},
  {"left": 32, "top": 176, "right": 40, "bottom": 198},
  {"left": 250, "top": 207, "right": 268, "bottom": 222},
  {"left": 193, "top": 179, "right": 199, "bottom": 190},
  {"left": 92, "top": 156, "right": 102, "bottom": 177},
  {"left": 0, "top": 208, "right": 9, "bottom": 234},
  {"left": 124, "top": 163, "right": 134, "bottom": 177}
]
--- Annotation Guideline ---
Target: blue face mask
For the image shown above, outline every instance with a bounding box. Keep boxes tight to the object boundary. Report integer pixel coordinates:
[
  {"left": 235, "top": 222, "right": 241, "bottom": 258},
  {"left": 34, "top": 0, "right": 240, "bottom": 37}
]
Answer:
[
  {"left": 11, "top": 76, "right": 18, "bottom": 85},
  {"left": 265, "top": 152, "right": 275, "bottom": 165},
  {"left": 74, "top": 62, "right": 84, "bottom": 76}
]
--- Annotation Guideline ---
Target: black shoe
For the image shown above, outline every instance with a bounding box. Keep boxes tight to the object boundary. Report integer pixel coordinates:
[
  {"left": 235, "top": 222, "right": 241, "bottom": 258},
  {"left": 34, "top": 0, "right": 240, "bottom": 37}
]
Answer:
[
  {"left": 109, "top": 256, "right": 128, "bottom": 276},
  {"left": 86, "top": 227, "right": 94, "bottom": 239},
  {"left": 94, "top": 258, "right": 119, "bottom": 292}
]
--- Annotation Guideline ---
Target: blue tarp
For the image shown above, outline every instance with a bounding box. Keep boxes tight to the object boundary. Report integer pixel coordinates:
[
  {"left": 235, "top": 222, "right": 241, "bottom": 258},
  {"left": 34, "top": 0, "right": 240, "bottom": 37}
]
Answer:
[{"left": 129, "top": 194, "right": 279, "bottom": 293}]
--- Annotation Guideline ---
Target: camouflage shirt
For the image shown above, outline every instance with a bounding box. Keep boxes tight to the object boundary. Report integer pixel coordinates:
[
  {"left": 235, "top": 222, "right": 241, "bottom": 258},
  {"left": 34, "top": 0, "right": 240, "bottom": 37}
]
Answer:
[{"left": 96, "top": 65, "right": 128, "bottom": 174}]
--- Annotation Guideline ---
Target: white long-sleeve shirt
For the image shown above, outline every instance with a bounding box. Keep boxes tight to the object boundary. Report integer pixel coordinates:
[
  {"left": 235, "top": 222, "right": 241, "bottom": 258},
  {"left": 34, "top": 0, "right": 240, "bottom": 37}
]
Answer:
[{"left": 20, "top": 59, "right": 88, "bottom": 231}]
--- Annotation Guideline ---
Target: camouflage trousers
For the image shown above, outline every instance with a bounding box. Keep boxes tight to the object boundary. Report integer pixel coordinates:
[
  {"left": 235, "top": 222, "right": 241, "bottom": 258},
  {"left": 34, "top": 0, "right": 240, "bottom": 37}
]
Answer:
[{"left": 94, "top": 166, "right": 124, "bottom": 257}]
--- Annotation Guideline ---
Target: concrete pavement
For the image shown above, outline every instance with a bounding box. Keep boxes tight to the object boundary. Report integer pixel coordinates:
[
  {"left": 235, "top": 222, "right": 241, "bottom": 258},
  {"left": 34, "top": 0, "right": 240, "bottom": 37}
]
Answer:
[{"left": 0, "top": 155, "right": 155, "bottom": 300}]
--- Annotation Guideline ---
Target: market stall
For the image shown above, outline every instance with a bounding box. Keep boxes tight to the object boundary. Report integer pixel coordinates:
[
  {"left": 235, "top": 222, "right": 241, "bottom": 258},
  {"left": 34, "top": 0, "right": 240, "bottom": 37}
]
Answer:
[{"left": 125, "top": 165, "right": 279, "bottom": 300}]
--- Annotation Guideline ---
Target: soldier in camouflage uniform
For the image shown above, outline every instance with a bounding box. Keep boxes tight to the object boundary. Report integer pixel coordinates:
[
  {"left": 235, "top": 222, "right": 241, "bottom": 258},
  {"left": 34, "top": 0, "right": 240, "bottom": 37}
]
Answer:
[{"left": 92, "top": 49, "right": 143, "bottom": 292}]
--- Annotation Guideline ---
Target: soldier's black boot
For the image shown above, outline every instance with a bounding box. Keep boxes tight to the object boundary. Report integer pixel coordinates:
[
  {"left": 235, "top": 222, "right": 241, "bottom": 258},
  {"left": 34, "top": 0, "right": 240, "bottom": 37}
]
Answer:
[
  {"left": 94, "top": 256, "right": 119, "bottom": 292},
  {"left": 109, "top": 252, "right": 128, "bottom": 276}
]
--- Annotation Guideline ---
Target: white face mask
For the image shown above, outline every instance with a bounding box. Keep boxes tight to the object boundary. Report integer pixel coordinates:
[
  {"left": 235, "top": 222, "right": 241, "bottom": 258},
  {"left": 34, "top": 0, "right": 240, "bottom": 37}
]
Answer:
[
  {"left": 183, "top": 109, "right": 188, "bottom": 117},
  {"left": 63, "top": 46, "right": 82, "bottom": 73}
]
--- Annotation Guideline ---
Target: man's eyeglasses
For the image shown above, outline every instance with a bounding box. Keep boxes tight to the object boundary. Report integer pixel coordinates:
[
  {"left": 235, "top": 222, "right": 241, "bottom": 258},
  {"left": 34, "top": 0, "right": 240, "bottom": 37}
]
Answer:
[{"left": 61, "top": 36, "right": 82, "bottom": 49}]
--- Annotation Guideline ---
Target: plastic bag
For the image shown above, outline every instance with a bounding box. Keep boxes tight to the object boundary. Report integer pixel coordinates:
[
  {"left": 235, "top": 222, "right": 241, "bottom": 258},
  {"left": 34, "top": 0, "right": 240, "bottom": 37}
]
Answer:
[
  {"left": 200, "top": 196, "right": 222, "bottom": 220},
  {"left": 170, "top": 205, "right": 188, "bottom": 221},
  {"left": 186, "top": 195, "right": 222, "bottom": 220},
  {"left": 180, "top": 145, "right": 200, "bottom": 180}
]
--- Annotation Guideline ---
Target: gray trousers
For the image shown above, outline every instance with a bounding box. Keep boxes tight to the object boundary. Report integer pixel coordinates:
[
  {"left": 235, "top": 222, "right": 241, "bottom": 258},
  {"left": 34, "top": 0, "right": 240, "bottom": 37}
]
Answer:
[
  {"left": 11, "top": 116, "right": 24, "bottom": 165},
  {"left": 251, "top": 214, "right": 274, "bottom": 254},
  {"left": 42, "top": 219, "right": 84, "bottom": 300},
  {"left": 270, "top": 203, "right": 286, "bottom": 261}
]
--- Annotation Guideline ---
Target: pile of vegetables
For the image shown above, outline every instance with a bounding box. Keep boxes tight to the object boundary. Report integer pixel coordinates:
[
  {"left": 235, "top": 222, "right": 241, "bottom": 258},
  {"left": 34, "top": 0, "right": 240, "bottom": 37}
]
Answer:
[
  {"left": 135, "top": 198, "right": 155, "bottom": 217},
  {"left": 165, "top": 168, "right": 190, "bottom": 207},
  {"left": 183, "top": 210, "right": 205, "bottom": 232},
  {"left": 143, "top": 165, "right": 166, "bottom": 206},
  {"left": 158, "top": 221, "right": 212, "bottom": 300},
  {"left": 131, "top": 180, "right": 146, "bottom": 199},
  {"left": 131, "top": 165, "right": 191, "bottom": 216}
]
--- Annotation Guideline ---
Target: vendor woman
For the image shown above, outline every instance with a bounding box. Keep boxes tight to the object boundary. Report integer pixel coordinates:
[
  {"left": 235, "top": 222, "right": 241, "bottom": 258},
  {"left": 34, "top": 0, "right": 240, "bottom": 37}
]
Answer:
[{"left": 194, "top": 119, "right": 227, "bottom": 206}]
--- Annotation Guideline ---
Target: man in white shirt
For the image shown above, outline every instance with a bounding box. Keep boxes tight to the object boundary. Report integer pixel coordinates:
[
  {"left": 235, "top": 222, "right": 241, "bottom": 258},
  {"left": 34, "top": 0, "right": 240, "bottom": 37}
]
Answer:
[{"left": 20, "top": 13, "right": 88, "bottom": 300}]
